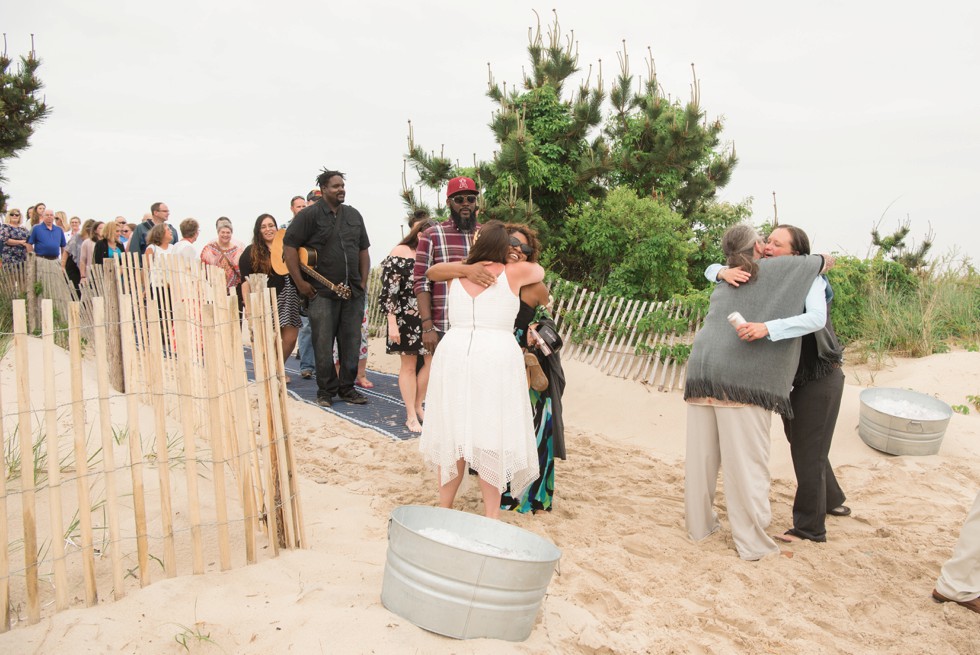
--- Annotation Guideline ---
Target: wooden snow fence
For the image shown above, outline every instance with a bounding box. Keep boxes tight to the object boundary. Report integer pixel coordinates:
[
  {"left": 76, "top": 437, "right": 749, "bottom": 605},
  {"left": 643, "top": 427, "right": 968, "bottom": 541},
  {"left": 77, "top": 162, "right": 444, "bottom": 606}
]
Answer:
[
  {"left": 0, "top": 253, "right": 305, "bottom": 632},
  {"left": 362, "top": 270, "right": 703, "bottom": 392},
  {"left": 547, "top": 279, "right": 704, "bottom": 392}
]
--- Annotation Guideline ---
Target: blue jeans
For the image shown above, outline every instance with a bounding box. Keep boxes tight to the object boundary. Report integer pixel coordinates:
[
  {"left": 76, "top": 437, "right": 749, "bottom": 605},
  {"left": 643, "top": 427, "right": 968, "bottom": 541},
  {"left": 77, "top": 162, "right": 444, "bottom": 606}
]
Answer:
[
  {"left": 307, "top": 293, "right": 365, "bottom": 399},
  {"left": 298, "top": 315, "right": 314, "bottom": 372}
]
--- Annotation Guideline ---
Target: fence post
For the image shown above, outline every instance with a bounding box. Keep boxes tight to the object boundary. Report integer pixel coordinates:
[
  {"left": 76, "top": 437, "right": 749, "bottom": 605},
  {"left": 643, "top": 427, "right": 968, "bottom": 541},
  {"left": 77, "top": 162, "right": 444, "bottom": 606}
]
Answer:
[
  {"left": 26, "top": 254, "right": 37, "bottom": 333},
  {"left": 103, "top": 258, "right": 125, "bottom": 392}
]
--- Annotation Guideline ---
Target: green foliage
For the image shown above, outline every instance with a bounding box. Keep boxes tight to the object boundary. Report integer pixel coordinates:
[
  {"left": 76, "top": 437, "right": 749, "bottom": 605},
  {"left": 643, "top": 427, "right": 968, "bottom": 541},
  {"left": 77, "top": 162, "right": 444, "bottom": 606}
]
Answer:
[
  {"left": 827, "top": 255, "right": 922, "bottom": 344},
  {"left": 1, "top": 41, "right": 51, "bottom": 210},
  {"left": 871, "top": 218, "right": 934, "bottom": 271},
  {"left": 951, "top": 405, "right": 970, "bottom": 415},
  {"left": 967, "top": 394, "right": 980, "bottom": 410},
  {"left": 549, "top": 186, "right": 694, "bottom": 300},
  {"left": 828, "top": 255, "right": 979, "bottom": 364},
  {"left": 605, "top": 54, "right": 737, "bottom": 223},
  {"left": 404, "top": 11, "right": 736, "bottom": 300}
]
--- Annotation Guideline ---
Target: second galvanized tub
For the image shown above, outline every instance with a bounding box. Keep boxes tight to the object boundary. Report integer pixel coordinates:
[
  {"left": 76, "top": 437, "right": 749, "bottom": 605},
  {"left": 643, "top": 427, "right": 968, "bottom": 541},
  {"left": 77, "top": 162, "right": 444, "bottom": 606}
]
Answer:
[
  {"left": 859, "top": 388, "right": 953, "bottom": 456},
  {"left": 381, "top": 505, "right": 561, "bottom": 642}
]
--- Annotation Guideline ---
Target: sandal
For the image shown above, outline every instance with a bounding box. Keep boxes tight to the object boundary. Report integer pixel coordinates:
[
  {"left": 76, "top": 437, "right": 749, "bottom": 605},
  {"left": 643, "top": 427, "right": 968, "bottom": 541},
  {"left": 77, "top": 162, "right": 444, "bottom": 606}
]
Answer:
[{"left": 525, "top": 352, "right": 548, "bottom": 391}]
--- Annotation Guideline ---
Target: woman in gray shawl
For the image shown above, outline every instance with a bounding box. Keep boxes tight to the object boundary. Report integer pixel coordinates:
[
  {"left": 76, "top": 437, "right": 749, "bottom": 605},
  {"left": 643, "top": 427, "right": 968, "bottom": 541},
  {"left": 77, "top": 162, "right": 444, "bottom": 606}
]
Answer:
[{"left": 685, "top": 224, "right": 827, "bottom": 560}]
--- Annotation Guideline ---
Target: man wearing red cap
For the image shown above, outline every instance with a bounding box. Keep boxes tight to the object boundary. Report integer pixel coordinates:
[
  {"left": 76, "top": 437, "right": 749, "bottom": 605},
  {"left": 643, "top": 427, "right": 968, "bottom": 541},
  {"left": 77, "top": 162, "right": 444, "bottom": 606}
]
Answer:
[{"left": 413, "top": 177, "right": 494, "bottom": 354}]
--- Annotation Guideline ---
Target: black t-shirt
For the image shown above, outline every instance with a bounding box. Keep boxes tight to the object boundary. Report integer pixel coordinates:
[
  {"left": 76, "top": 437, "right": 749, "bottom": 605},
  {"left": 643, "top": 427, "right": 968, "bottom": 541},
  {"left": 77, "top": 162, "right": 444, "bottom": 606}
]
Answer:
[
  {"left": 282, "top": 202, "right": 371, "bottom": 298},
  {"left": 238, "top": 245, "right": 287, "bottom": 292}
]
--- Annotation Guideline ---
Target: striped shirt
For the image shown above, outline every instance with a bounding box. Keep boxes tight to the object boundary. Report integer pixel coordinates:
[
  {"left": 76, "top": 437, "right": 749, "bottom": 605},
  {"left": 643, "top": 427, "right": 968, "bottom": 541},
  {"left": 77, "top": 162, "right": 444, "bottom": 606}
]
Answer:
[{"left": 413, "top": 221, "right": 479, "bottom": 332}]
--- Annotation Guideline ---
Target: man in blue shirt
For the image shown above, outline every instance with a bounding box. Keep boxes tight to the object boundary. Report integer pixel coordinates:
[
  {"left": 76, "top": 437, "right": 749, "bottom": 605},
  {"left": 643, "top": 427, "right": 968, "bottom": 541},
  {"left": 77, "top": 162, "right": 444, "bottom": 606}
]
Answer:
[{"left": 27, "top": 208, "right": 67, "bottom": 260}]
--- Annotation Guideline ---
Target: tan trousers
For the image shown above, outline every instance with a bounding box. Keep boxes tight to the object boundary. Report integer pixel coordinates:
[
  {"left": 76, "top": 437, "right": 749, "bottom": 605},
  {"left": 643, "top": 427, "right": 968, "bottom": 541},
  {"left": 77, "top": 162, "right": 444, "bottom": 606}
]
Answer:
[
  {"left": 935, "top": 489, "right": 980, "bottom": 601},
  {"left": 685, "top": 404, "right": 779, "bottom": 561}
]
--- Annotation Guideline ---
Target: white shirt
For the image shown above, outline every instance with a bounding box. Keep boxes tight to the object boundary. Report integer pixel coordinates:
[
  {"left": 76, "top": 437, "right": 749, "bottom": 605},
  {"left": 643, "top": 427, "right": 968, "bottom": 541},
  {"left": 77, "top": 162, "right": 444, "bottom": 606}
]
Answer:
[{"left": 170, "top": 239, "right": 198, "bottom": 263}]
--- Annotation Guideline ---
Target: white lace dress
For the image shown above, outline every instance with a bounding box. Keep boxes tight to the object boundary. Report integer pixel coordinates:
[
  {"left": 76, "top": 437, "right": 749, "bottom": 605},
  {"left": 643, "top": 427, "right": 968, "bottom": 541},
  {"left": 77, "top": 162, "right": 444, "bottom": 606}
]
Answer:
[{"left": 419, "top": 270, "right": 539, "bottom": 496}]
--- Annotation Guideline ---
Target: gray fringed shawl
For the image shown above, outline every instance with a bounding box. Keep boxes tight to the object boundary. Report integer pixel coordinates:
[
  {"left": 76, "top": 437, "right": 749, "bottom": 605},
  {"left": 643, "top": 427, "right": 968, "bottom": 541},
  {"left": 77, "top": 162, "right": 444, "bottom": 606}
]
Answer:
[{"left": 684, "top": 254, "right": 824, "bottom": 419}]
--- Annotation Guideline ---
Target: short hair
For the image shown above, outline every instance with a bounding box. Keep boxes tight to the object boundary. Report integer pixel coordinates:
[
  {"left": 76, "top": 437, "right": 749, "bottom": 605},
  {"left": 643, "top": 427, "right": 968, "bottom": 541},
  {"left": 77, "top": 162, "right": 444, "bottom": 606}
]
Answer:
[
  {"left": 290, "top": 195, "right": 305, "bottom": 205},
  {"left": 215, "top": 217, "right": 233, "bottom": 232},
  {"left": 150, "top": 201, "right": 165, "bottom": 214},
  {"left": 315, "top": 168, "right": 345, "bottom": 188},
  {"left": 179, "top": 218, "right": 200, "bottom": 239}
]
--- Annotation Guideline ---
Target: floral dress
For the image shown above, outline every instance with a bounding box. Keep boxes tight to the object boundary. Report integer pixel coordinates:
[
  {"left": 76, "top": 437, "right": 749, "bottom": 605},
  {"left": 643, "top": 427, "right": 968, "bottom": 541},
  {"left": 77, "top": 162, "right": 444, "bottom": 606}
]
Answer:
[
  {"left": 378, "top": 254, "right": 427, "bottom": 355},
  {"left": 0, "top": 223, "right": 30, "bottom": 266}
]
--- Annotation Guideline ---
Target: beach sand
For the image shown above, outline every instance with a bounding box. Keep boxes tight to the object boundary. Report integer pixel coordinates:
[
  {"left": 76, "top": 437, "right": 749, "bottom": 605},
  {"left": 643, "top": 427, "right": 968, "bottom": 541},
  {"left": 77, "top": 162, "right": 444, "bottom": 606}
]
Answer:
[{"left": 1, "top": 340, "right": 978, "bottom": 653}]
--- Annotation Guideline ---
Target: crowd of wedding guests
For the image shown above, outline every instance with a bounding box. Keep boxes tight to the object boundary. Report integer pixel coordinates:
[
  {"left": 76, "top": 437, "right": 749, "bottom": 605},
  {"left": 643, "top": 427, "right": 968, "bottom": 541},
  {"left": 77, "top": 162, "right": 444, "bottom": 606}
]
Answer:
[{"left": 5, "top": 180, "right": 975, "bottom": 614}]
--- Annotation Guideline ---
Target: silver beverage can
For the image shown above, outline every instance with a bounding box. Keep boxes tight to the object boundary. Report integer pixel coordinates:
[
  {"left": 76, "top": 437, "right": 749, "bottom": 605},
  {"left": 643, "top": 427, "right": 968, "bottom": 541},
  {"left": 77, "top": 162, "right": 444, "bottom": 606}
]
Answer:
[{"left": 728, "top": 311, "right": 746, "bottom": 328}]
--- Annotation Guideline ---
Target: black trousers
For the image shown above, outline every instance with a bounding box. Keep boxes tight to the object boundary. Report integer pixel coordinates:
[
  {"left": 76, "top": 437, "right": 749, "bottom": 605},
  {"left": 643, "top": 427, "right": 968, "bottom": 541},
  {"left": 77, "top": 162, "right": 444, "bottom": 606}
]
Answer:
[
  {"left": 307, "top": 292, "right": 365, "bottom": 399},
  {"left": 781, "top": 367, "right": 847, "bottom": 542}
]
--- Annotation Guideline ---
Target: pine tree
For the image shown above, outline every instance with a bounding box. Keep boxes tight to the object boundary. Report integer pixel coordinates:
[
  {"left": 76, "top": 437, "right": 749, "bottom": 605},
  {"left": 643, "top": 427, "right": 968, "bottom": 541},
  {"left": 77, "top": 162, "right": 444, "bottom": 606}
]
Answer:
[
  {"left": 0, "top": 35, "right": 51, "bottom": 211},
  {"left": 403, "top": 11, "right": 740, "bottom": 296}
]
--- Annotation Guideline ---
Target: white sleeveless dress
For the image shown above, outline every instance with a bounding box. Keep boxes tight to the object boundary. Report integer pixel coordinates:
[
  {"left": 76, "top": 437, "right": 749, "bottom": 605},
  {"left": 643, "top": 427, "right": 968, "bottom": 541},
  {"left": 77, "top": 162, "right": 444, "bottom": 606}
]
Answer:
[{"left": 419, "top": 270, "right": 539, "bottom": 496}]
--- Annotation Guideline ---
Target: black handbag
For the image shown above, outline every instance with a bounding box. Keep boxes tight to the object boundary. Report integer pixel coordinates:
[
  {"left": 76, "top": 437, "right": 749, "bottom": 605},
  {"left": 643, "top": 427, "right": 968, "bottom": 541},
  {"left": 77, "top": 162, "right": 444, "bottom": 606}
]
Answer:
[{"left": 534, "top": 323, "right": 563, "bottom": 355}]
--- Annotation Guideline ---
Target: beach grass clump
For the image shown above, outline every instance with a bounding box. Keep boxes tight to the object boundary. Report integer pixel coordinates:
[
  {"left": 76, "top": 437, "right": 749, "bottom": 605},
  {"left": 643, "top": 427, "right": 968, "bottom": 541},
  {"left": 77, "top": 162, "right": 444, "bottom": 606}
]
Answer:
[{"left": 830, "top": 254, "right": 980, "bottom": 364}]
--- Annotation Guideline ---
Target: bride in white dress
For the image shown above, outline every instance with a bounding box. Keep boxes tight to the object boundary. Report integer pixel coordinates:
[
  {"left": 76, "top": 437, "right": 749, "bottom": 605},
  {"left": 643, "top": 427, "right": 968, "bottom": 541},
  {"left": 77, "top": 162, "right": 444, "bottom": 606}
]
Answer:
[{"left": 419, "top": 221, "right": 544, "bottom": 519}]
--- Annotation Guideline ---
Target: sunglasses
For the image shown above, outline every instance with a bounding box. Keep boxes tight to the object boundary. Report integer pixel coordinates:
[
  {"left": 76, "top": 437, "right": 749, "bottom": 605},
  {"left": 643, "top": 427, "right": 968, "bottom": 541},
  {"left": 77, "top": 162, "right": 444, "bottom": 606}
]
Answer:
[
  {"left": 450, "top": 194, "right": 478, "bottom": 205},
  {"left": 9, "top": 213, "right": 20, "bottom": 217},
  {"left": 509, "top": 236, "right": 533, "bottom": 255}
]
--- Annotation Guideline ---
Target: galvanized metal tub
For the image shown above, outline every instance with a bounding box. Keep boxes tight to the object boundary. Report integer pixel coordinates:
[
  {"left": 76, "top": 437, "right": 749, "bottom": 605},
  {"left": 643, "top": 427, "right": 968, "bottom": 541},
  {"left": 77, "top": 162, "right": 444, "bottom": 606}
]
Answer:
[
  {"left": 381, "top": 505, "right": 561, "bottom": 642},
  {"left": 859, "top": 388, "right": 953, "bottom": 456}
]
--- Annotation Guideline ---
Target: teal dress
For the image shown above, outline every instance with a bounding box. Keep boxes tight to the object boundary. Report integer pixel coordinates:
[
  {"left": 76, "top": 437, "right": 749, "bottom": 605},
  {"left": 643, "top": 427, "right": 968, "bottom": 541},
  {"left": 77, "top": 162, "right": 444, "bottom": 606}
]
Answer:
[{"left": 501, "top": 300, "right": 556, "bottom": 513}]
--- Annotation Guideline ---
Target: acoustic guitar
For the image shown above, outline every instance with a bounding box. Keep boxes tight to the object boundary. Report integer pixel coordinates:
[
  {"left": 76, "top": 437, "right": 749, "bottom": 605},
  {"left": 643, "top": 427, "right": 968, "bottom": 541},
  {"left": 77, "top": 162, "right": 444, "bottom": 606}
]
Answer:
[{"left": 269, "top": 229, "right": 352, "bottom": 300}]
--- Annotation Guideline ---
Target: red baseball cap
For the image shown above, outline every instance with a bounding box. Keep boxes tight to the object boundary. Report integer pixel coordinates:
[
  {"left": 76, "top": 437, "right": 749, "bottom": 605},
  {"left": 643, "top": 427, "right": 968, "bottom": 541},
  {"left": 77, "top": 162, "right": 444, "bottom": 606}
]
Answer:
[{"left": 446, "top": 176, "right": 477, "bottom": 199}]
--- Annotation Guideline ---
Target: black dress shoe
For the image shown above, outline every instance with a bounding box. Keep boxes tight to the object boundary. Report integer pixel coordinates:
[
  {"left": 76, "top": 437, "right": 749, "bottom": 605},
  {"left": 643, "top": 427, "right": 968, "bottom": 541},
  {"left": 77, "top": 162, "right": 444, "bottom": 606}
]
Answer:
[
  {"left": 338, "top": 389, "right": 368, "bottom": 405},
  {"left": 828, "top": 505, "right": 852, "bottom": 517},
  {"left": 316, "top": 396, "right": 333, "bottom": 408}
]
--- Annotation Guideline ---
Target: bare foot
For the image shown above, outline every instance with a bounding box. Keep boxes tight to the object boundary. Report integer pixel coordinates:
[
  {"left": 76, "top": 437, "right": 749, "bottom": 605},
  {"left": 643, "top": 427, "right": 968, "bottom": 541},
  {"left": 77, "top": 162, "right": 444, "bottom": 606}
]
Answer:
[
  {"left": 415, "top": 407, "right": 425, "bottom": 423},
  {"left": 780, "top": 550, "right": 795, "bottom": 559},
  {"left": 773, "top": 532, "right": 801, "bottom": 543},
  {"left": 406, "top": 417, "right": 422, "bottom": 433}
]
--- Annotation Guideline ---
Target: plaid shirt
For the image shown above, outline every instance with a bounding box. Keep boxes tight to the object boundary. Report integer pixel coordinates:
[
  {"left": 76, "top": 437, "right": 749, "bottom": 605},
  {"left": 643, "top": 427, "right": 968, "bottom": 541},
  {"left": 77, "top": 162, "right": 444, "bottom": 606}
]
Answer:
[{"left": 413, "top": 221, "right": 479, "bottom": 332}]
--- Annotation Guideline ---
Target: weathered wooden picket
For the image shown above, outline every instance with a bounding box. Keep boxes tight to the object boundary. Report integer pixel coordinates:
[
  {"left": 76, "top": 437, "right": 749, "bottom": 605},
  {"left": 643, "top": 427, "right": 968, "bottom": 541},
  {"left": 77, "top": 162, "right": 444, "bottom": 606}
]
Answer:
[{"left": 0, "top": 254, "right": 304, "bottom": 632}]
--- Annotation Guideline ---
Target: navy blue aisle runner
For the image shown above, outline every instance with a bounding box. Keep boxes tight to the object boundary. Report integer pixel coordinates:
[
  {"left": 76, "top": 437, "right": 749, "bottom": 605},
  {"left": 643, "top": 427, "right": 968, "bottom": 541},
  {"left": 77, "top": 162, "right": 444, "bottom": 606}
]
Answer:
[{"left": 242, "top": 349, "right": 419, "bottom": 441}]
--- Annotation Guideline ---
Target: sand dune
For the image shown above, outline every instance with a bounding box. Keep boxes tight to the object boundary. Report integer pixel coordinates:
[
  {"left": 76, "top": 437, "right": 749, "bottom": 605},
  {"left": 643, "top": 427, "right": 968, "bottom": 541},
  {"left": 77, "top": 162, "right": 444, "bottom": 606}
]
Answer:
[{"left": 2, "top": 342, "right": 978, "bottom": 653}]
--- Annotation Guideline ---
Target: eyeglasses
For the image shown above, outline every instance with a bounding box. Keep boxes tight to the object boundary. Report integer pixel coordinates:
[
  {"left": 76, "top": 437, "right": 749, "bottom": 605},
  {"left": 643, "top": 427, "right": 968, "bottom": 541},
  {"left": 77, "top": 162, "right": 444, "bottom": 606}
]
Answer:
[
  {"left": 450, "top": 194, "right": 478, "bottom": 205},
  {"left": 9, "top": 212, "right": 20, "bottom": 216},
  {"left": 509, "top": 236, "right": 533, "bottom": 255}
]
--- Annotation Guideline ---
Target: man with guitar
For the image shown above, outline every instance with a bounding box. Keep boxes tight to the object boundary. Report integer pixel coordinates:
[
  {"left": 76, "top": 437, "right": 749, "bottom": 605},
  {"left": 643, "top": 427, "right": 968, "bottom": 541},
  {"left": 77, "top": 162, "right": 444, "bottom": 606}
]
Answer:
[{"left": 283, "top": 169, "right": 371, "bottom": 407}]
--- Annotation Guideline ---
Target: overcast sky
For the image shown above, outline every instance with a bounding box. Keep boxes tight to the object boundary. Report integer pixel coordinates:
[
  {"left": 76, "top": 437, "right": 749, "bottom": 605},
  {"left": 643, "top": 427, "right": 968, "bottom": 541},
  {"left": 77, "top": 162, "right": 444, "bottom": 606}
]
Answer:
[{"left": 5, "top": 1, "right": 979, "bottom": 265}]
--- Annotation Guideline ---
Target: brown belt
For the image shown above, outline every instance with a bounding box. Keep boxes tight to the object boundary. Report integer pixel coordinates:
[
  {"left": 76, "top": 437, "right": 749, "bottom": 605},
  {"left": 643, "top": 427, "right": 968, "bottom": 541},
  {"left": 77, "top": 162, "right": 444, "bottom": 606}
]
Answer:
[{"left": 38, "top": 254, "right": 59, "bottom": 260}]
